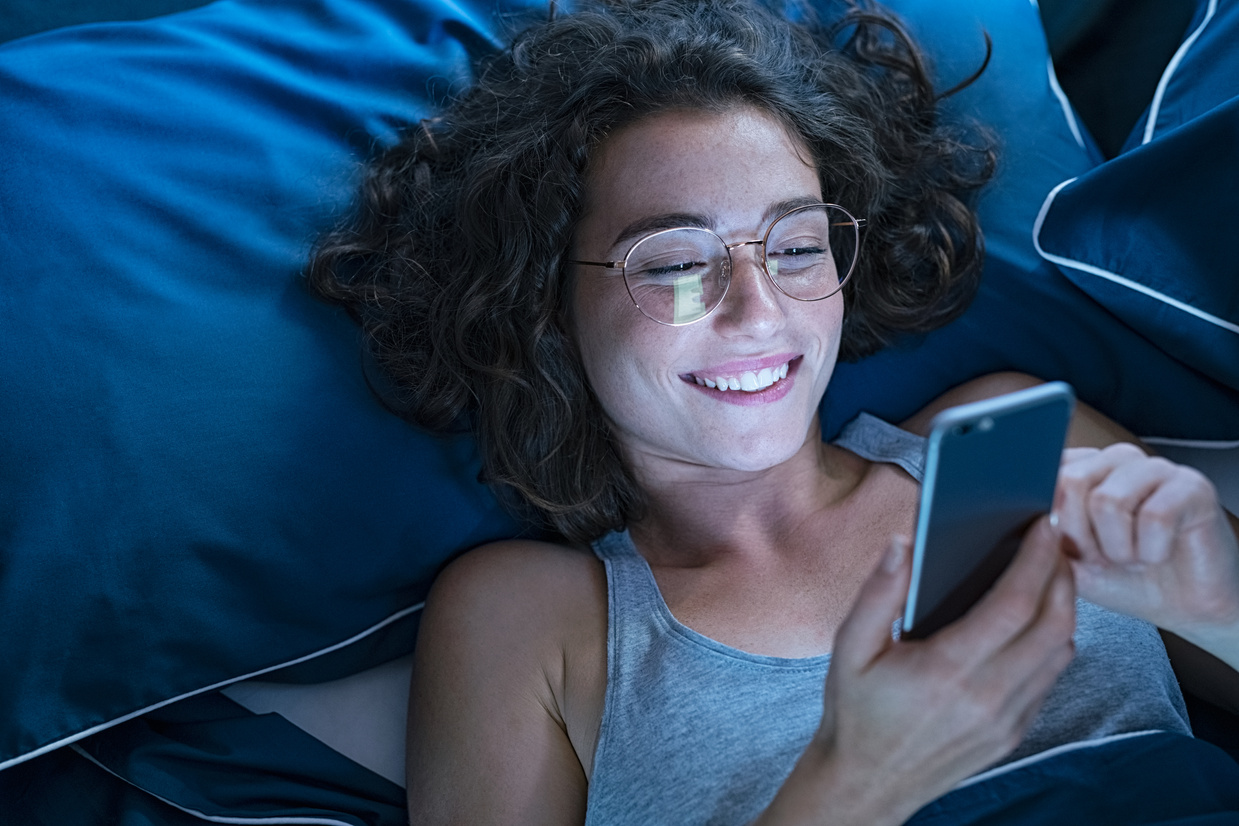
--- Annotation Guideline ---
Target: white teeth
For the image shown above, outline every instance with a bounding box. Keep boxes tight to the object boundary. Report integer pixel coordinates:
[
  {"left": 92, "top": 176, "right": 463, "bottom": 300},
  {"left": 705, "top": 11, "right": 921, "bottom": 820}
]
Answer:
[{"left": 695, "top": 361, "right": 790, "bottom": 392}]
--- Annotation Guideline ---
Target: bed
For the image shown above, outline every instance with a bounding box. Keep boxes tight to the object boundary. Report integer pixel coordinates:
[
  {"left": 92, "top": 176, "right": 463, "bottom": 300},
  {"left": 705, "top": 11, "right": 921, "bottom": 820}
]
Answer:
[{"left": 1, "top": 0, "right": 1237, "bottom": 822}]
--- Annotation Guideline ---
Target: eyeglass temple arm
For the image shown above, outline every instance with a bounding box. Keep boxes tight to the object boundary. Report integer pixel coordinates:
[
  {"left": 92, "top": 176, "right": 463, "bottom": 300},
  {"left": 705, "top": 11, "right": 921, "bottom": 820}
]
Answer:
[{"left": 566, "top": 258, "right": 625, "bottom": 269}]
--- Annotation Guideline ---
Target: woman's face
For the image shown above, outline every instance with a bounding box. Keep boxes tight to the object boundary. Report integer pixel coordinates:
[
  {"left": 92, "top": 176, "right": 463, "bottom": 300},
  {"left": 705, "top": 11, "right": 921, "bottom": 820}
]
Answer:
[{"left": 571, "top": 107, "right": 844, "bottom": 476}]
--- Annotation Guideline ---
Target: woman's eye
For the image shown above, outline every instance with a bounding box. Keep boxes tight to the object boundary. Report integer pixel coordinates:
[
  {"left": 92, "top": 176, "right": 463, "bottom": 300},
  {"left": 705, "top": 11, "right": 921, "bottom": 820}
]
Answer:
[
  {"left": 770, "top": 245, "right": 826, "bottom": 257},
  {"left": 638, "top": 261, "right": 707, "bottom": 279}
]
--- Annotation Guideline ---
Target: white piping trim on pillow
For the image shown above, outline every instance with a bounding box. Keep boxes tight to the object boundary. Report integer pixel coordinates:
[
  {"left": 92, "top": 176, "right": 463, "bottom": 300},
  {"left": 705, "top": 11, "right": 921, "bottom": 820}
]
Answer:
[
  {"left": 0, "top": 602, "right": 425, "bottom": 772},
  {"left": 1027, "top": 0, "right": 1086, "bottom": 150},
  {"left": 1046, "top": 58, "right": 1086, "bottom": 150},
  {"left": 1144, "top": 0, "right": 1218, "bottom": 145},
  {"left": 954, "top": 729, "right": 1163, "bottom": 791},
  {"left": 1143, "top": 436, "right": 1239, "bottom": 449},
  {"left": 1033, "top": 178, "right": 1239, "bottom": 337},
  {"left": 69, "top": 745, "right": 359, "bottom": 825}
]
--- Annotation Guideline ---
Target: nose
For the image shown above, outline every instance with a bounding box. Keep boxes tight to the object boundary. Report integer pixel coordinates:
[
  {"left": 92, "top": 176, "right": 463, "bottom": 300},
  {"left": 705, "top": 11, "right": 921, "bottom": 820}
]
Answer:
[{"left": 712, "top": 241, "right": 786, "bottom": 336}]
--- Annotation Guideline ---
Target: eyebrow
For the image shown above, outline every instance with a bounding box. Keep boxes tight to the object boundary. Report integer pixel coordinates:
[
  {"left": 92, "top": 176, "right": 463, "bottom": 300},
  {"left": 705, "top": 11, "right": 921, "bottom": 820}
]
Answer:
[
  {"left": 611, "top": 213, "right": 713, "bottom": 250},
  {"left": 766, "top": 196, "right": 826, "bottom": 219},
  {"left": 609, "top": 196, "right": 824, "bottom": 251}
]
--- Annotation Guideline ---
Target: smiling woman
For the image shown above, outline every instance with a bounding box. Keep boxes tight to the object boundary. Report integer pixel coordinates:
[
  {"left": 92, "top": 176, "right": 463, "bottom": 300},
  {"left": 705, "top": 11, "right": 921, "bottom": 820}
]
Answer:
[
  {"left": 307, "top": 1, "right": 1239, "bottom": 824},
  {"left": 570, "top": 108, "right": 844, "bottom": 474},
  {"left": 309, "top": 0, "right": 993, "bottom": 543}
]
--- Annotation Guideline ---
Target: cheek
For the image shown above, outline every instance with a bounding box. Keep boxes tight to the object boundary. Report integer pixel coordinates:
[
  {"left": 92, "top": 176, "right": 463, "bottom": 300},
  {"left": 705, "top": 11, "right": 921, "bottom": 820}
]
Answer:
[
  {"left": 803, "top": 297, "right": 844, "bottom": 390},
  {"left": 827, "top": 301, "right": 845, "bottom": 348},
  {"left": 572, "top": 276, "right": 640, "bottom": 392},
  {"left": 574, "top": 284, "right": 688, "bottom": 419},
  {"left": 817, "top": 293, "right": 845, "bottom": 342}
]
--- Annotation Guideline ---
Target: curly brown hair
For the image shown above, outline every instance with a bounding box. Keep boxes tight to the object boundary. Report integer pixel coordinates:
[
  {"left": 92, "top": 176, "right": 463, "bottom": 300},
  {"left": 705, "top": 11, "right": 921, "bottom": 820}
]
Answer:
[{"left": 307, "top": 0, "right": 995, "bottom": 544}]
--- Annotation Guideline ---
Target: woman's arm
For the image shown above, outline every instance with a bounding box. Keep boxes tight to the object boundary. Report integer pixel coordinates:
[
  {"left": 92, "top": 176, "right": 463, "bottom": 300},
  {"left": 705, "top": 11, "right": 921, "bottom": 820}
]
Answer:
[{"left": 406, "top": 541, "right": 606, "bottom": 825}]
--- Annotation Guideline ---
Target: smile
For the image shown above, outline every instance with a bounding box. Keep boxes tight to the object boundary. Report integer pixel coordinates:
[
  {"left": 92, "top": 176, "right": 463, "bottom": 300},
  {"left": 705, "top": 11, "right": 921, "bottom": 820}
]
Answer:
[{"left": 689, "top": 361, "right": 790, "bottom": 393}]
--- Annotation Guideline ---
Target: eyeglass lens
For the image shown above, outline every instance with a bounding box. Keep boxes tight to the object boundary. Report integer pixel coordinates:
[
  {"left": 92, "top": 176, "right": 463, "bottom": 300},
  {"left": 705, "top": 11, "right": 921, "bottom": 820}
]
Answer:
[{"left": 622, "top": 204, "right": 858, "bottom": 325}]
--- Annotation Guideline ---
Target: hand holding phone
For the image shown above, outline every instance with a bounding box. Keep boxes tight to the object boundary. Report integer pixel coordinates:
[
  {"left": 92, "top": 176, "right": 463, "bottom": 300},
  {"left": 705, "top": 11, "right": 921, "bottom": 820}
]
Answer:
[{"left": 902, "top": 382, "right": 1075, "bottom": 639}]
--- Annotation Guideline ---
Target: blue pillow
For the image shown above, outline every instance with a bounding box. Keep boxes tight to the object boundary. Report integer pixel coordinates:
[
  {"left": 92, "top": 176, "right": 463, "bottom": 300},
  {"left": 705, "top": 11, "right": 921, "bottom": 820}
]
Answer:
[
  {"left": 1034, "top": 0, "right": 1239, "bottom": 405},
  {"left": 0, "top": 0, "right": 540, "bottom": 774},
  {"left": 821, "top": 0, "right": 1239, "bottom": 442}
]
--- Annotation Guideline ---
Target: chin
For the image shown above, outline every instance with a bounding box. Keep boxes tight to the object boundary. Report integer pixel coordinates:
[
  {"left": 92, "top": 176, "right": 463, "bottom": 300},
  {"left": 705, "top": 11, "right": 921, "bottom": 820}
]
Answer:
[{"left": 707, "top": 435, "right": 810, "bottom": 473}]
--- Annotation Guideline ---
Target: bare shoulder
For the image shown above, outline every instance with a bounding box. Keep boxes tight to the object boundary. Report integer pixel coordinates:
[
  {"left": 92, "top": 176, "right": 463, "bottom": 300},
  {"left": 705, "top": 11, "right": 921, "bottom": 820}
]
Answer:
[
  {"left": 899, "top": 372, "right": 1045, "bottom": 437},
  {"left": 899, "top": 371, "right": 1137, "bottom": 449},
  {"left": 427, "top": 538, "right": 606, "bottom": 630},
  {"left": 418, "top": 536, "right": 608, "bottom": 730},
  {"left": 409, "top": 539, "right": 607, "bottom": 825}
]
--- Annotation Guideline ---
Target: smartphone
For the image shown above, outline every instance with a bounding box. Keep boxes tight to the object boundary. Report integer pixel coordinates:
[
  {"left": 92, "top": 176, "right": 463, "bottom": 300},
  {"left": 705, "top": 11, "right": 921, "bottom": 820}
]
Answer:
[{"left": 901, "top": 382, "right": 1075, "bottom": 640}]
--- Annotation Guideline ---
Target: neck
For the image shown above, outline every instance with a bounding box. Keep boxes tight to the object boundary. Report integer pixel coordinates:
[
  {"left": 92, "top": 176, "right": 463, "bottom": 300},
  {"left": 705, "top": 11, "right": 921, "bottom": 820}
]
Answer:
[{"left": 626, "top": 425, "right": 862, "bottom": 567}]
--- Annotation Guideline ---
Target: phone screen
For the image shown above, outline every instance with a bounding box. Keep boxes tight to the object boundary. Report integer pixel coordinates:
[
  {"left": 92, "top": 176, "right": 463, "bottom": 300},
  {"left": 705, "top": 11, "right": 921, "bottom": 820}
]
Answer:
[{"left": 902, "top": 382, "right": 1075, "bottom": 639}]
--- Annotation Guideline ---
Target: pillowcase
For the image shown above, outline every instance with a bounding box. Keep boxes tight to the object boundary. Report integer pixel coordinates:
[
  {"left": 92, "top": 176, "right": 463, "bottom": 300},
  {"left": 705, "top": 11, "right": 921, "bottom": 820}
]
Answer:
[
  {"left": 0, "top": 0, "right": 542, "bottom": 774},
  {"left": 1034, "top": 0, "right": 1239, "bottom": 405},
  {"left": 820, "top": 0, "right": 1239, "bottom": 442}
]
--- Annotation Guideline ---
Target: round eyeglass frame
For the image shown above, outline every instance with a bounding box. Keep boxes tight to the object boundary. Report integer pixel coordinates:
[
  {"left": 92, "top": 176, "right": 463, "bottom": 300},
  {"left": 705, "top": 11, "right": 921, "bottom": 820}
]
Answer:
[{"left": 569, "top": 203, "right": 866, "bottom": 327}]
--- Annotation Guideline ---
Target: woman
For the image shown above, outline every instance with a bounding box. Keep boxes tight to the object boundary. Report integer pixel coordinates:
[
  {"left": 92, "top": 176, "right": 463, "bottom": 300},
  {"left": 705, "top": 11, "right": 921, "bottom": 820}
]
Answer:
[{"left": 309, "top": 1, "right": 1239, "bottom": 822}]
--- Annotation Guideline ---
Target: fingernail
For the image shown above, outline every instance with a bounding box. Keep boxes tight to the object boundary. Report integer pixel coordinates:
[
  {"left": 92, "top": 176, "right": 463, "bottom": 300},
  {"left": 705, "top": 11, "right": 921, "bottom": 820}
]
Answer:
[{"left": 884, "top": 536, "right": 906, "bottom": 573}]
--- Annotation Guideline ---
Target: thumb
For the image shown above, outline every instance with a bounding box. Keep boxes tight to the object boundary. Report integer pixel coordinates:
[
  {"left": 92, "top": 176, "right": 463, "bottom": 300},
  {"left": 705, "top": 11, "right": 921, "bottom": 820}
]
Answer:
[{"left": 834, "top": 535, "right": 912, "bottom": 672}]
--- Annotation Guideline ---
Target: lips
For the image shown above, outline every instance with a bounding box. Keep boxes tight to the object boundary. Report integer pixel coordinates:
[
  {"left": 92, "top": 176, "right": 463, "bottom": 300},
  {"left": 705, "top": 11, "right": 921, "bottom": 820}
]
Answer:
[
  {"left": 690, "top": 360, "right": 789, "bottom": 392},
  {"left": 684, "top": 354, "right": 799, "bottom": 394}
]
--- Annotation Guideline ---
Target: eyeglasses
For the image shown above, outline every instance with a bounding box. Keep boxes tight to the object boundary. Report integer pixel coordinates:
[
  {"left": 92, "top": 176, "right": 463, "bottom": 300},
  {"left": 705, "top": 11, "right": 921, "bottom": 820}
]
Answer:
[{"left": 570, "top": 203, "right": 865, "bottom": 326}]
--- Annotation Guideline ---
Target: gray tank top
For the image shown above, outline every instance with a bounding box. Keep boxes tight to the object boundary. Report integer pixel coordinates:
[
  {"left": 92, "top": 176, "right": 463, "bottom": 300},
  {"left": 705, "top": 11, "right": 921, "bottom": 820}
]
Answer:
[{"left": 584, "top": 413, "right": 1190, "bottom": 826}]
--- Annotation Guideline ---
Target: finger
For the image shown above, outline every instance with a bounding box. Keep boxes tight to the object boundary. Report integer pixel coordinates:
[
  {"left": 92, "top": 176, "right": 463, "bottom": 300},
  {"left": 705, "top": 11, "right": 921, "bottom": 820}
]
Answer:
[
  {"left": 1054, "top": 443, "right": 1146, "bottom": 563},
  {"left": 1055, "top": 460, "right": 1107, "bottom": 563},
  {"left": 938, "top": 516, "right": 1062, "bottom": 661},
  {"left": 1133, "top": 464, "right": 1218, "bottom": 565},
  {"left": 1087, "top": 457, "right": 1178, "bottom": 564},
  {"left": 982, "top": 558, "right": 1076, "bottom": 733},
  {"left": 1003, "top": 618, "right": 1076, "bottom": 741},
  {"left": 1061, "top": 446, "right": 1101, "bottom": 464},
  {"left": 833, "top": 536, "right": 912, "bottom": 672},
  {"left": 1067, "top": 556, "right": 1151, "bottom": 619},
  {"left": 934, "top": 556, "right": 1075, "bottom": 763},
  {"left": 992, "top": 556, "right": 1076, "bottom": 683}
]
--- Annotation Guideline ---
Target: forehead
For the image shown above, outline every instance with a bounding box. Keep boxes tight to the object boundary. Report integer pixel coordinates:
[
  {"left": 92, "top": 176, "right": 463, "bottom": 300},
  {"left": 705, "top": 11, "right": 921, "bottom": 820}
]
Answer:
[{"left": 579, "top": 107, "right": 821, "bottom": 242}]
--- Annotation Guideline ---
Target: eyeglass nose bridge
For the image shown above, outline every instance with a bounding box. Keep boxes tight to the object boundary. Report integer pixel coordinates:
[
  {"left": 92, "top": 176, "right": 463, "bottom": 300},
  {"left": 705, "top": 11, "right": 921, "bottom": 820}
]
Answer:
[
  {"left": 720, "top": 237, "right": 777, "bottom": 293},
  {"left": 704, "top": 234, "right": 823, "bottom": 322},
  {"left": 703, "top": 235, "right": 788, "bottom": 321},
  {"left": 722, "top": 238, "right": 766, "bottom": 258},
  {"left": 722, "top": 237, "right": 766, "bottom": 275}
]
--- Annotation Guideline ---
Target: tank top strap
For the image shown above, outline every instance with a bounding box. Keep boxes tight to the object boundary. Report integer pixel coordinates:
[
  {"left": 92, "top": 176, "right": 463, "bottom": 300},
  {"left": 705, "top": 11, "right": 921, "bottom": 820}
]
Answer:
[
  {"left": 591, "top": 528, "right": 667, "bottom": 618},
  {"left": 832, "top": 411, "right": 926, "bottom": 482}
]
